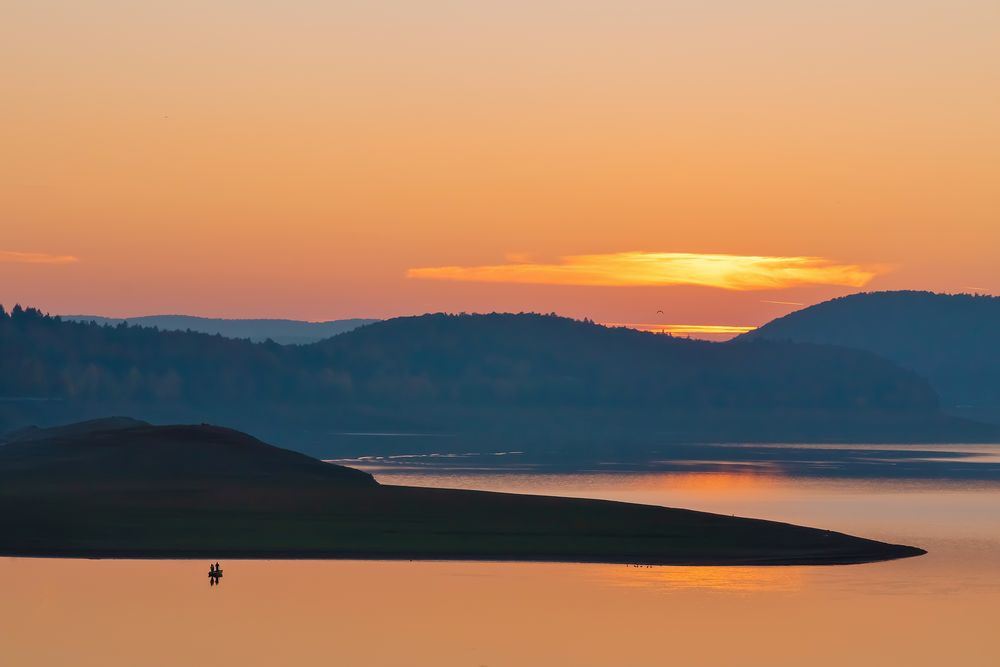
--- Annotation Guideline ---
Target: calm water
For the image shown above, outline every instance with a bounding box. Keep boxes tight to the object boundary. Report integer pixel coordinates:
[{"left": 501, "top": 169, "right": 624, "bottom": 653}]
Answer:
[{"left": 2, "top": 444, "right": 1000, "bottom": 666}]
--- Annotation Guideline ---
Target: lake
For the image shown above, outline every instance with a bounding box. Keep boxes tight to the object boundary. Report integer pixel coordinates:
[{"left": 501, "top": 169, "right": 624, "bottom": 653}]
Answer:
[{"left": 2, "top": 443, "right": 999, "bottom": 666}]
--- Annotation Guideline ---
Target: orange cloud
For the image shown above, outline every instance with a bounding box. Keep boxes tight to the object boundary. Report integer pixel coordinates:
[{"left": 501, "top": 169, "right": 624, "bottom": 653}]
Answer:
[
  {"left": 0, "top": 250, "right": 78, "bottom": 264},
  {"left": 408, "top": 252, "right": 886, "bottom": 290}
]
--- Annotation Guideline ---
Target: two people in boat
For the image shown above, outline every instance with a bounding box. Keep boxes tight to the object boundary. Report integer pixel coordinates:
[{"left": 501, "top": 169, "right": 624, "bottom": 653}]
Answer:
[{"left": 209, "top": 562, "right": 221, "bottom": 575}]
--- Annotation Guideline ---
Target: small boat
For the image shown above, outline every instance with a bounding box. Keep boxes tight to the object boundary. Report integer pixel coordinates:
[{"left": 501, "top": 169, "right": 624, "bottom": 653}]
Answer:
[{"left": 208, "top": 569, "right": 223, "bottom": 578}]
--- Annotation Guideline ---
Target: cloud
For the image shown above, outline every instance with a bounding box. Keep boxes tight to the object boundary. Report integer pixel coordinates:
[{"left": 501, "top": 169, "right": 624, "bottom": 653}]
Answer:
[
  {"left": 0, "top": 250, "right": 79, "bottom": 265},
  {"left": 408, "top": 252, "right": 886, "bottom": 290},
  {"left": 760, "top": 299, "right": 805, "bottom": 306}
]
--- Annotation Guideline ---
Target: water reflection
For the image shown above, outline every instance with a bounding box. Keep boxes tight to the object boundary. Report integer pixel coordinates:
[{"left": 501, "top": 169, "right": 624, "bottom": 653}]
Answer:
[
  {"left": 2, "top": 444, "right": 999, "bottom": 666},
  {"left": 209, "top": 562, "right": 223, "bottom": 586},
  {"left": 2, "top": 554, "right": 997, "bottom": 666},
  {"left": 336, "top": 443, "right": 1000, "bottom": 482},
  {"left": 598, "top": 564, "right": 806, "bottom": 593}
]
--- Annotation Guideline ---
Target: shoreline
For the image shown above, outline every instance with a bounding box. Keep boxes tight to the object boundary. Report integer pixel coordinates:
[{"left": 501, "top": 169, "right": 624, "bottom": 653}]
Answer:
[
  {"left": 0, "top": 422, "right": 928, "bottom": 569},
  {"left": 0, "top": 546, "right": 926, "bottom": 566}
]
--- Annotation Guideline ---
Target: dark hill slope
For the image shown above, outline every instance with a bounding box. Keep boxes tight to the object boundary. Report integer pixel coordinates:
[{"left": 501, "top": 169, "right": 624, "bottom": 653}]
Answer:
[
  {"left": 0, "top": 421, "right": 923, "bottom": 564},
  {"left": 742, "top": 291, "right": 1000, "bottom": 424},
  {"left": 2, "top": 416, "right": 149, "bottom": 444},
  {"left": 301, "top": 313, "right": 998, "bottom": 444},
  {"left": 1, "top": 305, "right": 994, "bottom": 450},
  {"left": 0, "top": 422, "right": 375, "bottom": 487},
  {"left": 309, "top": 312, "right": 936, "bottom": 412}
]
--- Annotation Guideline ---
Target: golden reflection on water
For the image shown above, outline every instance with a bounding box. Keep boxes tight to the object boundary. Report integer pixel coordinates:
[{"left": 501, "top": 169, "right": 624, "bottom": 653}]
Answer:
[
  {"left": 2, "top": 554, "right": 998, "bottom": 667},
  {"left": 2, "top": 458, "right": 1000, "bottom": 666},
  {"left": 595, "top": 564, "right": 805, "bottom": 593},
  {"left": 644, "top": 468, "right": 786, "bottom": 494}
]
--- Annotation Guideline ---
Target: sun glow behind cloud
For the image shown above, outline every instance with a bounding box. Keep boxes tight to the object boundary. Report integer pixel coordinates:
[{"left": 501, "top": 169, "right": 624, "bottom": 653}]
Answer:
[
  {"left": 0, "top": 251, "right": 78, "bottom": 265},
  {"left": 408, "top": 252, "right": 886, "bottom": 290}
]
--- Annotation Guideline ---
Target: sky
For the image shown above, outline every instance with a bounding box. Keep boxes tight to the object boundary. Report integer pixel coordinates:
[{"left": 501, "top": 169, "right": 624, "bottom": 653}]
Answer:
[{"left": 3, "top": 0, "right": 999, "bottom": 335}]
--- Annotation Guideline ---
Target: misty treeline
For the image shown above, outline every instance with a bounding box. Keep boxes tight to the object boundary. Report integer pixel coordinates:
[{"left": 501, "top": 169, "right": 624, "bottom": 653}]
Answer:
[{"left": 1, "top": 305, "right": 937, "bottom": 419}]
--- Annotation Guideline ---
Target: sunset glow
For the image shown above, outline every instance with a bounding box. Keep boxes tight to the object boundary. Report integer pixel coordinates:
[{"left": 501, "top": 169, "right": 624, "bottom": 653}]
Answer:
[
  {"left": 603, "top": 323, "right": 757, "bottom": 338},
  {"left": 2, "top": 3, "right": 999, "bottom": 664},
  {"left": 409, "top": 252, "right": 886, "bottom": 290},
  {"left": 2, "top": 0, "right": 998, "bottom": 325}
]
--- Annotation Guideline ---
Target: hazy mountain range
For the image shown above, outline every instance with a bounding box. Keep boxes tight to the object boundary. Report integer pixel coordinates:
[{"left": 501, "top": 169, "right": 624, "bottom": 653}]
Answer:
[
  {"left": 3, "top": 301, "right": 995, "bottom": 456},
  {"left": 63, "top": 314, "right": 378, "bottom": 345}
]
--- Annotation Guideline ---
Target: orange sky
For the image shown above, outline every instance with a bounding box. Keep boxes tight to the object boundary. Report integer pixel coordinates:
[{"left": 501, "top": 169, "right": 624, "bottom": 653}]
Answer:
[{"left": 3, "top": 1, "right": 998, "bottom": 330}]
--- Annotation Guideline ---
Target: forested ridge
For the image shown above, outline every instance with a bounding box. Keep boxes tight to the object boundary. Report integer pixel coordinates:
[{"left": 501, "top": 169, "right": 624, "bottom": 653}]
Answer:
[
  {"left": 2, "top": 304, "right": 990, "bottom": 451},
  {"left": 743, "top": 291, "right": 1000, "bottom": 424}
]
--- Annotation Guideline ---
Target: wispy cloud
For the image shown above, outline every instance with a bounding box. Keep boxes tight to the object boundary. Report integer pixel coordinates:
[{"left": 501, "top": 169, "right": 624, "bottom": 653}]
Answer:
[
  {"left": 408, "top": 252, "right": 886, "bottom": 291},
  {"left": 0, "top": 250, "right": 79, "bottom": 265},
  {"left": 760, "top": 299, "right": 805, "bottom": 306}
]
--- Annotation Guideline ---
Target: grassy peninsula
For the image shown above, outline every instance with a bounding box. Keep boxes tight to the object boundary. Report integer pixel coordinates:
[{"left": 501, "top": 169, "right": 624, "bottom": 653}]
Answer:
[{"left": 0, "top": 420, "right": 924, "bottom": 565}]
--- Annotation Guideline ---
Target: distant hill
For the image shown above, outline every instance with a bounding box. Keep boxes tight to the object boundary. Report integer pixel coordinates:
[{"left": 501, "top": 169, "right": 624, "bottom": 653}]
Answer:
[
  {"left": 1, "top": 304, "right": 995, "bottom": 453},
  {"left": 310, "top": 311, "right": 941, "bottom": 412},
  {"left": 63, "top": 314, "right": 378, "bottom": 344},
  {"left": 0, "top": 419, "right": 923, "bottom": 564},
  {"left": 742, "top": 291, "right": 1000, "bottom": 424}
]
